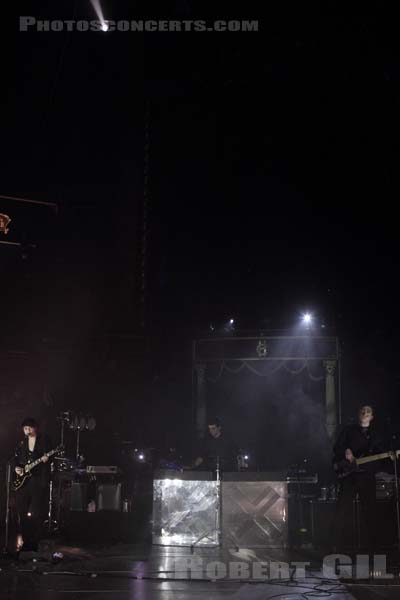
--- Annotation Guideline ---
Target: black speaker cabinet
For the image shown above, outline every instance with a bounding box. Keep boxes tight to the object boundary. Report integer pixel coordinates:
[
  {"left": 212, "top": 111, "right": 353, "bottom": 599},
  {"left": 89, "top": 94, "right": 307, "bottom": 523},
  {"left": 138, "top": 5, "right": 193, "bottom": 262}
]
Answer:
[
  {"left": 69, "top": 482, "right": 88, "bottom": 511},
  {"left": 288, "top": 496, "right": 312, "bottom": 547},
  {"left": 356, "top": 500, "right": 397, "bottom": 549},
  {"left": 310, "top": 500, "right": 339, "bottom": 549},
  {"left": 96, "top": 483, "right": 121, "bottom": 511},
  {"left": 310, "top": 499, "right": 397, "bottom": 550}
]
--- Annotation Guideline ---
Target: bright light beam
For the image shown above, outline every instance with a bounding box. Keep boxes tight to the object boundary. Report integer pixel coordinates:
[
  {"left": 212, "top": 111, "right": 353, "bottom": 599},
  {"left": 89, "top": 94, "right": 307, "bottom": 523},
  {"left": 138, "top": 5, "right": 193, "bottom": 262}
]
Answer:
[
  {"left": 302, "top": 313, "right": 312, "bottom": 325},
  {"left": 90, "top": 0, "right": 108, "bottom": 31}
]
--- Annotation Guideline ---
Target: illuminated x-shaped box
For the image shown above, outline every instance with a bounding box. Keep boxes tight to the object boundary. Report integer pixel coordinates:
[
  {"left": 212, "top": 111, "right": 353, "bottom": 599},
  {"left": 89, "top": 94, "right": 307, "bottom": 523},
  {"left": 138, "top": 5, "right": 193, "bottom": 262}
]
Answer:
[{"left": 222, "top": 481, "right": 288, "bottom": 547}]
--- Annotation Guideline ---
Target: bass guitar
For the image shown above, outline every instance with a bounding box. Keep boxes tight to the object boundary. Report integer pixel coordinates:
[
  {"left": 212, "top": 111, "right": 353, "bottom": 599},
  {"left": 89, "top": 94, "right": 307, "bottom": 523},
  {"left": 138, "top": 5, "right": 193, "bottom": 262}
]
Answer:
[
  {"left": 13, "top": 445, "right": 63, "bottom": 491},
  {"left": 333, "top": 449, "right": 400, "bottom": 479}
]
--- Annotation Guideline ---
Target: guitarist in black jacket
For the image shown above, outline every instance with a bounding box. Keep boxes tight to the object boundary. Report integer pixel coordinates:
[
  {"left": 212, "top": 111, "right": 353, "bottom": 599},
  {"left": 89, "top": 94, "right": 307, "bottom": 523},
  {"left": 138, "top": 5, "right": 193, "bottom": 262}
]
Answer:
[
  {"left": 13, "top": 418, "right": 52, "bottom": 551},
  {"left": 332, "top": 405, "right": 383, "bottom": 552}
]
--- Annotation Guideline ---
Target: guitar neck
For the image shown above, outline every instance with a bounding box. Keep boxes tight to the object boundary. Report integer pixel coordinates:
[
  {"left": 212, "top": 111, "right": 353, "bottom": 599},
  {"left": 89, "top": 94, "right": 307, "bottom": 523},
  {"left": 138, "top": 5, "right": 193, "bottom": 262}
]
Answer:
[
  {"left": 356, "top": 450, "right": 400, "bottom": 466},
  {"left": 25, "top": 448, "right": 58, "bottom": 473}
]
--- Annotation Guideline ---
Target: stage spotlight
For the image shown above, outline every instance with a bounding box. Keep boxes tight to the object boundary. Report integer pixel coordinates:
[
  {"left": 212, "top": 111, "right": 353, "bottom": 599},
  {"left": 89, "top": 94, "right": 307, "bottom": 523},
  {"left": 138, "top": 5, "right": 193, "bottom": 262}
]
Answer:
[
  {"left": 302, "top": 313, "right": 312, "bottom": 325},
  {"left": 224, "top": 317, "right": 236, "bottom": 334},
  {"left": 237, "top": 450, "right": 250, "bottom": 470},
  {"left": 90, "top": 0, "right": 109, "bottom": 32},
  {"left": 133, "top": 449, "right": 147, "bottom": 463}
]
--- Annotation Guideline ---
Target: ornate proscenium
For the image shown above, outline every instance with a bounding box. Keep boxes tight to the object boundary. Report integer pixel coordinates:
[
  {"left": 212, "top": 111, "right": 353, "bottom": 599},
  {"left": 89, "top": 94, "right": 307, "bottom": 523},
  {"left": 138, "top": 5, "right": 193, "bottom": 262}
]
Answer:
[
  {"left": 193, "top": 335, "right": 341, "bottom": 443},
  {"left": 0, "top": 213, "right": 11, "bottom": 234},
  {"left": 324, "top": 359, "right": 337, "bottom": 439},
  {"left": 194, "top": 336, "right": 338, "bottom": 362}
]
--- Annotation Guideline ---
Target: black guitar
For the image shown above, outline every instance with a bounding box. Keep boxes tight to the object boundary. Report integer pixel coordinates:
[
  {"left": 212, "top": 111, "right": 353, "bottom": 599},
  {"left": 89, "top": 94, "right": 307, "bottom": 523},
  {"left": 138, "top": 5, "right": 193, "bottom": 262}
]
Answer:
[
  {"left": 333, "top": 450, "right": 399, "bottom": 479},
  {"left": 13, "top": 445, "right": 63, "bottom": 491}
]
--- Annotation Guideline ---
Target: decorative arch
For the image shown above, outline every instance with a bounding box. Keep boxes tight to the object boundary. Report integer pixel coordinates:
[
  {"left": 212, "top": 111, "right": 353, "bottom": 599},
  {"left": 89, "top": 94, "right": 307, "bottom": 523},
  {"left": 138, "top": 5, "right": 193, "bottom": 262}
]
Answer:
[{"left": 192, "top": 335, "right": 341, "bottom": 440}]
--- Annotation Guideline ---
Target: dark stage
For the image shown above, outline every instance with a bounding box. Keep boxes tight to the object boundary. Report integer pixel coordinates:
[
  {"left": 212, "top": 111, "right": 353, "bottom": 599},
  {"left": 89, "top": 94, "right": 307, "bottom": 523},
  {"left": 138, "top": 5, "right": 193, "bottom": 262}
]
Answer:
[{"left": 4, "top": 3, "right": 400, "bottom": 600}]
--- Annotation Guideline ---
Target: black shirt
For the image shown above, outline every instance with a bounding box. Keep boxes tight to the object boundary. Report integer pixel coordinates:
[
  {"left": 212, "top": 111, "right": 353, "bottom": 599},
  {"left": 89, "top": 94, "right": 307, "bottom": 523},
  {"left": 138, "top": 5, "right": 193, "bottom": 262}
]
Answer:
[
  {"left": 197, "top": 433, "right": 237, "bottom": 471},
  {"left": 333, "top": 423, "right": 383, "bottom": 472}
]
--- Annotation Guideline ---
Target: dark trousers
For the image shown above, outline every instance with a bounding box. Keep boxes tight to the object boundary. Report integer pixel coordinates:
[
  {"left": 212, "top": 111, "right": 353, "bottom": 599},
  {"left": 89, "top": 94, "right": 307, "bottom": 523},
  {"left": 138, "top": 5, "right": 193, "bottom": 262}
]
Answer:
[
  {"left": 334, "top": 471, "right": 377, "bottom": 551},
  {"left": 15, "top": 476, "right": 47, "bottom": 546}
]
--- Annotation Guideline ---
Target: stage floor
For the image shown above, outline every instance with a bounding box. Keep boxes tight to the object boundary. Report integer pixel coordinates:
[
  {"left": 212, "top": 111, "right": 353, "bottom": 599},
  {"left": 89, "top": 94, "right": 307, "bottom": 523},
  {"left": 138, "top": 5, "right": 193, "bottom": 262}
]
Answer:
[{"left": 1, "top": 540, "right": 400, "bottom": 600}]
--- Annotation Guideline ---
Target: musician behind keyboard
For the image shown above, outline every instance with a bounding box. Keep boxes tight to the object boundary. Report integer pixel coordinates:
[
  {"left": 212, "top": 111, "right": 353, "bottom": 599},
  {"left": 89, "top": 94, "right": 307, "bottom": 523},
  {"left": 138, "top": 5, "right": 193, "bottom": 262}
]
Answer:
[{"left": 12, "top": 417, "right": 52, "bottom": 552}]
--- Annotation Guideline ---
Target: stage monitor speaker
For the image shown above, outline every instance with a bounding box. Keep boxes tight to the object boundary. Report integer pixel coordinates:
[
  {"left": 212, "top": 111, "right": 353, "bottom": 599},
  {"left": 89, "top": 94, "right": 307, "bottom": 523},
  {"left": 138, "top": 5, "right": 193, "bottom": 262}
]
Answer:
[
  {"left": 96, "top": 483, "right": 121, "bottom": 511},
  {"left": 70, "top": 482, "right": 88, "bottom": 511}
]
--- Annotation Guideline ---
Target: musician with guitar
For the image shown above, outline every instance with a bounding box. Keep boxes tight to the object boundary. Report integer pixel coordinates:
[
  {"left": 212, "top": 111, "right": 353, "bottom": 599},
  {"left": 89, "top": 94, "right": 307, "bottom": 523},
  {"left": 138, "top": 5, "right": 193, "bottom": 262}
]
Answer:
[
  {"left": 332, "top": 405, "right": 393, "bottom": 552},
  {"left": 13, "top": 418, "right": 54, "bottom": 552}
]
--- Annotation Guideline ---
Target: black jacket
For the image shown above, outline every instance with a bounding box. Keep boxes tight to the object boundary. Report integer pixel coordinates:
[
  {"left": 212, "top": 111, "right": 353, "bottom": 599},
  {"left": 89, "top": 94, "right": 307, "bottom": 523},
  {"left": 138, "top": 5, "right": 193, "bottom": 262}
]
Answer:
[
  {"left": 197, "top": 433, "right": 238, "bottom": 471},
  {"left": 333, "top": 423, "right": 383, "bottom": 474},
  {"left": 13, "top": 433, "right": 52, "bottom": 486}
]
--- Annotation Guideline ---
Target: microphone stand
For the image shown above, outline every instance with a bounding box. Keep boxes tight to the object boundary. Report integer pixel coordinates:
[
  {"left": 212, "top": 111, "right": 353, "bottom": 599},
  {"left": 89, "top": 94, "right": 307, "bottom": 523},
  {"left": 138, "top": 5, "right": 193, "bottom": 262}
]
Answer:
[
  {"left": 1, "top": 462, "right": 14, "bottom": 557},
  {"left": 190, "top": 455, "right": 238, "bottom": 552},
  {"left": 55, "top": 412, "right": 70, "bottom": 530},
  {"left": 191, "top": 456, "right": 221, "bottom": 551},
  {"left": 44, "top": 463, "right": 58, "bottom": 534},
  {"left": 215, "top": 456, "right": 221, "bottom": 546}
]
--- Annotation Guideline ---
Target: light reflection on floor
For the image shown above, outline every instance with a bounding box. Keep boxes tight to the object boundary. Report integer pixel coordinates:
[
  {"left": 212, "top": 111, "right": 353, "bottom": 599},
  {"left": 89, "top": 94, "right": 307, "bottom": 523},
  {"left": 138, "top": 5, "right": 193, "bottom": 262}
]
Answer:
[{"left": 0, "top": 541, "right": 362, "bottom": 599}]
